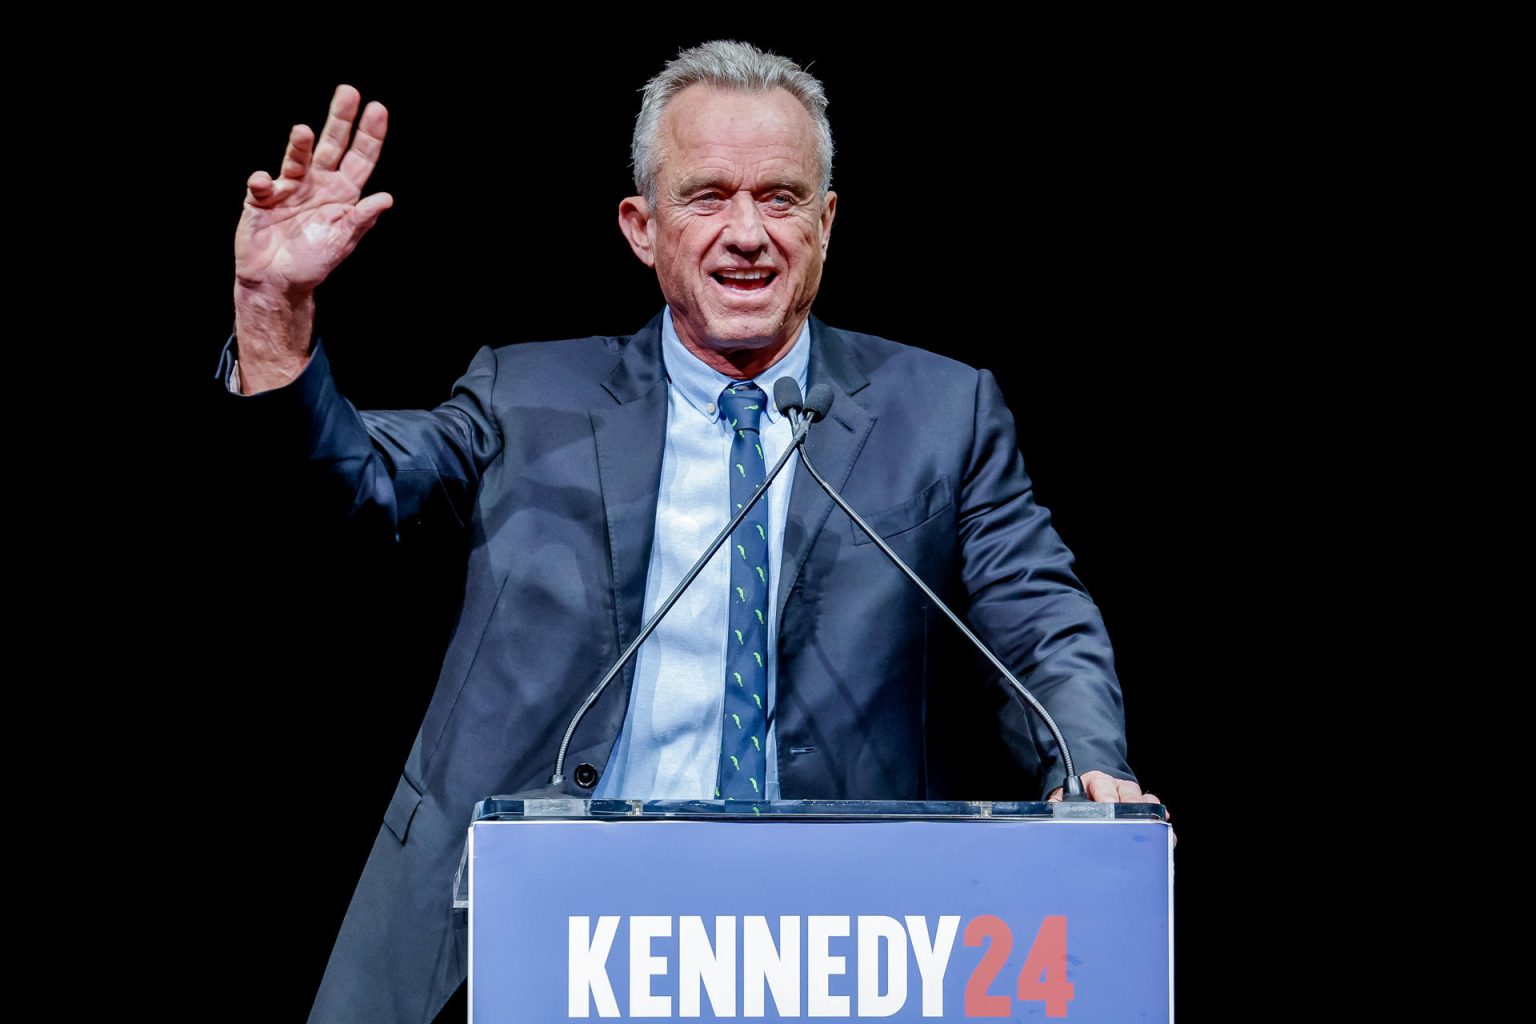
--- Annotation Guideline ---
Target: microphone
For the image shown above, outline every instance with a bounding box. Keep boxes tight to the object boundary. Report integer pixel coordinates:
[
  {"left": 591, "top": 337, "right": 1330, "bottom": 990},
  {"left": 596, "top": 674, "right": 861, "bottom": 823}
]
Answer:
[
  {"left": 773, "top": 377, "right": 806, "bottom": 423},
  {"left": 549, "top": 376, "right": 810, "bottom": 787},
  {"left": 790, "top": 387, "right": 1091, "bottom": 801},
  {"left": 772, "top": 379, "right": 831, "bottom": 429},
  {"left": 803, "top": 383, "right": 834, "bottom": 422}
]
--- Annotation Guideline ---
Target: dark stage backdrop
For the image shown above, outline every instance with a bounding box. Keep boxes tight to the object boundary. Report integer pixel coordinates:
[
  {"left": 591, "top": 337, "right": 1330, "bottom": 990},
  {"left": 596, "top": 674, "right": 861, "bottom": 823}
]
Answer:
[{"left": 152, "top": 25, "right": 1309, "bottom": 1022}]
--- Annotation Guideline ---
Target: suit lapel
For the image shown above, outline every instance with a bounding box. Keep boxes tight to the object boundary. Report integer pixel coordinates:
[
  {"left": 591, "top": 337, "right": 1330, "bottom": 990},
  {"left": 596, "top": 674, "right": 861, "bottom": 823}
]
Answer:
[
  {"left": 776, "top": 316, "right": 875, "bottom": 627},
  {"left": 590, "top": 313, "right": 875, "bottom": 676},
  {"left": 591, "top": 313, "right": 669, "bottom": 670}
]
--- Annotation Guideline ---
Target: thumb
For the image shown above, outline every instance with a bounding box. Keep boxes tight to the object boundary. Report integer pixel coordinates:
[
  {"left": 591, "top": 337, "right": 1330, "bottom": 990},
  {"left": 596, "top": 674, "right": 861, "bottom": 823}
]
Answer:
[{"left": 355, "top": 192, "right": 394, "bottom": 233}]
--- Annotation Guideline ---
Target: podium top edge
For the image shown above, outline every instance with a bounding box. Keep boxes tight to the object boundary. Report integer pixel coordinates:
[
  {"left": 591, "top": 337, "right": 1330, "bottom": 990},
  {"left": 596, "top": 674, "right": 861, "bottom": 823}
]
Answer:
[{"left": 470, "top": 798, "right": 1169, "bottom": 823}]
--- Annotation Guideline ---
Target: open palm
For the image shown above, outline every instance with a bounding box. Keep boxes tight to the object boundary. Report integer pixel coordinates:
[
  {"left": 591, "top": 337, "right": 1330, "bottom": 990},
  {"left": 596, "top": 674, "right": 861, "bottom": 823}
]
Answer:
[{"left": 234, "top": 84, "right": 393, "bottom": 297}]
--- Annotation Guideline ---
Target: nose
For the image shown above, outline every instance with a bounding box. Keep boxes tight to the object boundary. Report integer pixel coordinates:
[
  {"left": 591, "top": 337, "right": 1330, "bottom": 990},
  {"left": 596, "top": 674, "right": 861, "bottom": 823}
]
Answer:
[{"left": 721, "top": 191, "right": 769, "bottom": 254}]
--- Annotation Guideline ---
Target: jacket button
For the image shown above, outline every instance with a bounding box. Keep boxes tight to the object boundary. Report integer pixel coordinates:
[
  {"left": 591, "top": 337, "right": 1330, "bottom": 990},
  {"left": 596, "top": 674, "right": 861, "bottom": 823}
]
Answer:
[{"left": 573, "top": 763, "right": 599, "bottom": 789}]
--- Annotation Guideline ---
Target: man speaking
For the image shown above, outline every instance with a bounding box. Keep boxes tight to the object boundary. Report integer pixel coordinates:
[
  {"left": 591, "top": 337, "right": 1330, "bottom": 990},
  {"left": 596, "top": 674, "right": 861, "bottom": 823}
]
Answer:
[{"left": 218, "top": 40, "right": 1158, "bottom": 1024}]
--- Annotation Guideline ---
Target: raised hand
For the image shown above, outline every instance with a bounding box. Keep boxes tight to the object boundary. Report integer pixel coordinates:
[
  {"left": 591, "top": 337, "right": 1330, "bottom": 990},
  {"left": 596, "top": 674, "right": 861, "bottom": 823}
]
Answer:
[
  {"left": 231, "top": 85, "right": 392, "bottom": 392},
  {"left": 236, "top": 84, "right": 392, "bottom": 297}
]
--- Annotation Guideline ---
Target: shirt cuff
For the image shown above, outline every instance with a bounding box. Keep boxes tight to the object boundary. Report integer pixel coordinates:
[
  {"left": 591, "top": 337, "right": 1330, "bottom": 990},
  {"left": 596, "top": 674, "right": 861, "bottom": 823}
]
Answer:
[{"left": 215, "top": 331, "right": 321, "bottom": 396}]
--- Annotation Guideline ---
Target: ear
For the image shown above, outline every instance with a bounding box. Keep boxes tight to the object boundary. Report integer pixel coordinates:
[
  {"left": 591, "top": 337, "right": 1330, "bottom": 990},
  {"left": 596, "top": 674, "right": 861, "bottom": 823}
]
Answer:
[
  {"left": 618, "top": 196, "right": 656, "bottom": 267},
  {"left": 818, "top": 191, "right": 837, "bottom": 258}
]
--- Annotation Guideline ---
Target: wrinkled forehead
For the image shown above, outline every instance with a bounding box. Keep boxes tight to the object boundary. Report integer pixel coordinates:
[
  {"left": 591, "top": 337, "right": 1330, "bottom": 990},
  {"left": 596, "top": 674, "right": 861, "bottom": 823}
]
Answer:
[{"left": 658, "top": 85, "right": 821, "bottom": 186}]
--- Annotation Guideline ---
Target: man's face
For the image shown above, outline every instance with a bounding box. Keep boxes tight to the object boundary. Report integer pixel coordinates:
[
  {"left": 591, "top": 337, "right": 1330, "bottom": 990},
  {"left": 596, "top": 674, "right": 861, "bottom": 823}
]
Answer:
[{"left": 620, "top": 85, "right": 836, "bottom": 363}]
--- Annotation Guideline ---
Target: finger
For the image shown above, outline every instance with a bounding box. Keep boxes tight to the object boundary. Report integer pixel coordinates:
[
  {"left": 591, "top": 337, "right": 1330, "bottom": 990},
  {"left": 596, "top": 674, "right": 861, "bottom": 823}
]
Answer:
[
  {"left": 247, "top": 170, "right": 302, "bottom": 208},
  {"left": 246, "top": 169, "right": 273, "bottom": 200},
  {"left": 312, "top": 84, "right": 362, "bottom": 173},
  {"left": 338, "top": 100, "right": 389, "bottom": 192},
  {"left": 1114, "top": 778, "right": 1146, "bottom": 802},
  {"left": 280, "top": 124, "right": 315, "bottom": 181},
  {"left": 245, "top": 169, "right": 299, "bottom": 208},
  {"left": 355, "top": 192, "right": 394, "bottom": 233},
  {"left": 1046, "top": 786, "right": 1063, "bottom": 803},
  {"left": 1085, "top": 773, "right": 1120, "bottom": 802}
]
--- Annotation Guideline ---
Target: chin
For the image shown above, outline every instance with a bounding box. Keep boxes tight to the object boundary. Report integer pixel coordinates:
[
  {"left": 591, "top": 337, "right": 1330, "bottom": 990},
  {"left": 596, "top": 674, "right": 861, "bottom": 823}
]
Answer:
[{"left": 701, "top": 320, "right": 784, "bottom": 350}]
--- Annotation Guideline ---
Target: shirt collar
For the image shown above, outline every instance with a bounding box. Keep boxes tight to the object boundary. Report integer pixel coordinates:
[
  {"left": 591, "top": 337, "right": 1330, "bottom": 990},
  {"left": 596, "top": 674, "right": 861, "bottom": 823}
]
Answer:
[{"left": 660, "top": 306, "right": 811, "bottom": 426}]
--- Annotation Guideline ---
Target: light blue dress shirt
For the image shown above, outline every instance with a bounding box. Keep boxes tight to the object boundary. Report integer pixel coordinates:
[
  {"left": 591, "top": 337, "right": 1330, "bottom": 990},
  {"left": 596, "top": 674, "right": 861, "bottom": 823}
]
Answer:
[
  {"left": 226, "top": 308, "right": 810, "bottom": 800},
  {"left": 593, "top": 308, "right": 808, "bottom": 800}
]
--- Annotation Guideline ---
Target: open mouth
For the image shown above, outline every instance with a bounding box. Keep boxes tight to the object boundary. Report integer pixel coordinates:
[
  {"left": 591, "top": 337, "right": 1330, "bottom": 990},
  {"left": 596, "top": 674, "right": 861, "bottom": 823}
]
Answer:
[{"left": 711, "top": 269, "right": 777, "bottom": 291}]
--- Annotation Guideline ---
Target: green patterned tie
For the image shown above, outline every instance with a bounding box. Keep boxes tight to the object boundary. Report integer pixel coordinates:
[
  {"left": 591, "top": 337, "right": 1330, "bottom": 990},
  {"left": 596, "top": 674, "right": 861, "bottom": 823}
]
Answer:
[{"left": 716, "top": 382, "right": 769, "bottom": 802}]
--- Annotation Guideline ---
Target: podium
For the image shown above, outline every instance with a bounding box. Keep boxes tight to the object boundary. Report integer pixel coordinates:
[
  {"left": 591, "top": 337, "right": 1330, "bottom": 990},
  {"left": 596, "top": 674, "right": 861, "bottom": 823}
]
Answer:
[{"left": 457, "top": 799, "right": 1172, "bottom": 1022}]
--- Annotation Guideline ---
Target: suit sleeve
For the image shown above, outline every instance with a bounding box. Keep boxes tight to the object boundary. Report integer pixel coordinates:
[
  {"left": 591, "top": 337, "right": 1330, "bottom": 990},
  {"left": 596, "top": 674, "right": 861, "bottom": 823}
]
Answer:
[
  {"left": 211, "top": 332, "right": 502, "bottom": 543},
  {"left": 956, "top": 367, "right": 1135, "bottom": 799}
]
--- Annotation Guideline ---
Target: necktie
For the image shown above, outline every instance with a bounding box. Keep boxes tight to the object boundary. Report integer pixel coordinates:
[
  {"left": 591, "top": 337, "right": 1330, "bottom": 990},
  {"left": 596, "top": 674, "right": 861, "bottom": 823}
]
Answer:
[{"left": 717, "top": 382, "right": 769, "bottom": 801}]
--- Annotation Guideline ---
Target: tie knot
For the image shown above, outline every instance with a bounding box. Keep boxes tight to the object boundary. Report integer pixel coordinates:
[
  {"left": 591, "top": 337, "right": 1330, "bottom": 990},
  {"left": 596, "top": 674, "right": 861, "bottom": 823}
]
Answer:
[{"left": 718, "top": 382, "right": 767, "bottom": 432}]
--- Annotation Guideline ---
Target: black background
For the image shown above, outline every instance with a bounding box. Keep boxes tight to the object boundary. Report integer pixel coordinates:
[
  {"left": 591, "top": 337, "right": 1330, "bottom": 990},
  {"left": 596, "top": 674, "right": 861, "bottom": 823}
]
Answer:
[{"left": 121, "top": 20, "right": 1343, "bottom": 1021}]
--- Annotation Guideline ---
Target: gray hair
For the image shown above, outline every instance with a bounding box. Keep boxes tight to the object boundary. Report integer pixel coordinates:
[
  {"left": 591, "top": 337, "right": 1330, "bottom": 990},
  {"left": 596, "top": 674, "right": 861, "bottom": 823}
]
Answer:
[{"left": 631, "top": 40, "right": 834, "bottom": 206}]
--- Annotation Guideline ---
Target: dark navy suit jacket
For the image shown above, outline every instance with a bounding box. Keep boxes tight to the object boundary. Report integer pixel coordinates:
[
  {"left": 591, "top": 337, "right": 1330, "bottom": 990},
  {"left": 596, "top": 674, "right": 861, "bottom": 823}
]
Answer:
[{"left": 214, "top": 310, "right": 1135, "bottom": 1024}]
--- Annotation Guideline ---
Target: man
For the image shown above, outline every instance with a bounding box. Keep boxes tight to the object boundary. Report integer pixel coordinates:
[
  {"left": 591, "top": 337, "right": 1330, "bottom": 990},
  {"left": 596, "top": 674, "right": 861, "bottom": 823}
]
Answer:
[{"left": 219, "top": 41, "right": 1158, "bottom": 1024}]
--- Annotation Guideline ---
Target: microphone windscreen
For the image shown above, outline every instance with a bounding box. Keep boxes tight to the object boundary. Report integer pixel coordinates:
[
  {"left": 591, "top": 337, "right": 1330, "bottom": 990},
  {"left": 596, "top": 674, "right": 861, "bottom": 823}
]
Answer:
[
  {"left": 773, "top": 377, "right": 804, "bottom": 417},
  {"left": 805, "top": 383, "right": 836, "bottom": 421}
]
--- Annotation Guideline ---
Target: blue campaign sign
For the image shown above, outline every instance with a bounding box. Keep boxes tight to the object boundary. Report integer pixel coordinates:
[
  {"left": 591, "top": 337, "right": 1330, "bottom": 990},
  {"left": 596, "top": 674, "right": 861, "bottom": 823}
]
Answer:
[{"left": 469, "top": 816, "right": 1171, "bottom": 1022}]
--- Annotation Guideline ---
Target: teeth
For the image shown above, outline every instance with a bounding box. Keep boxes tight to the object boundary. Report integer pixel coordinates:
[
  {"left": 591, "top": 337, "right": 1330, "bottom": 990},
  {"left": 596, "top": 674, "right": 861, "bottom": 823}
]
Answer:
[{"left": 717, "top": 269, "right": 772, "bottom": 280}]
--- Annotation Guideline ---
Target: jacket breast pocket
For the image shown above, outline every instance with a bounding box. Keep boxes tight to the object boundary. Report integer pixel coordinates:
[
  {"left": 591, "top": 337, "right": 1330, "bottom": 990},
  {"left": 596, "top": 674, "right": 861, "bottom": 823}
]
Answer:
[
  {"left": 851, "top": 477, "right": 952, "bottom": 545},
  {"left": 383, "top": 771, "right": 424, "bottom": 844}
]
